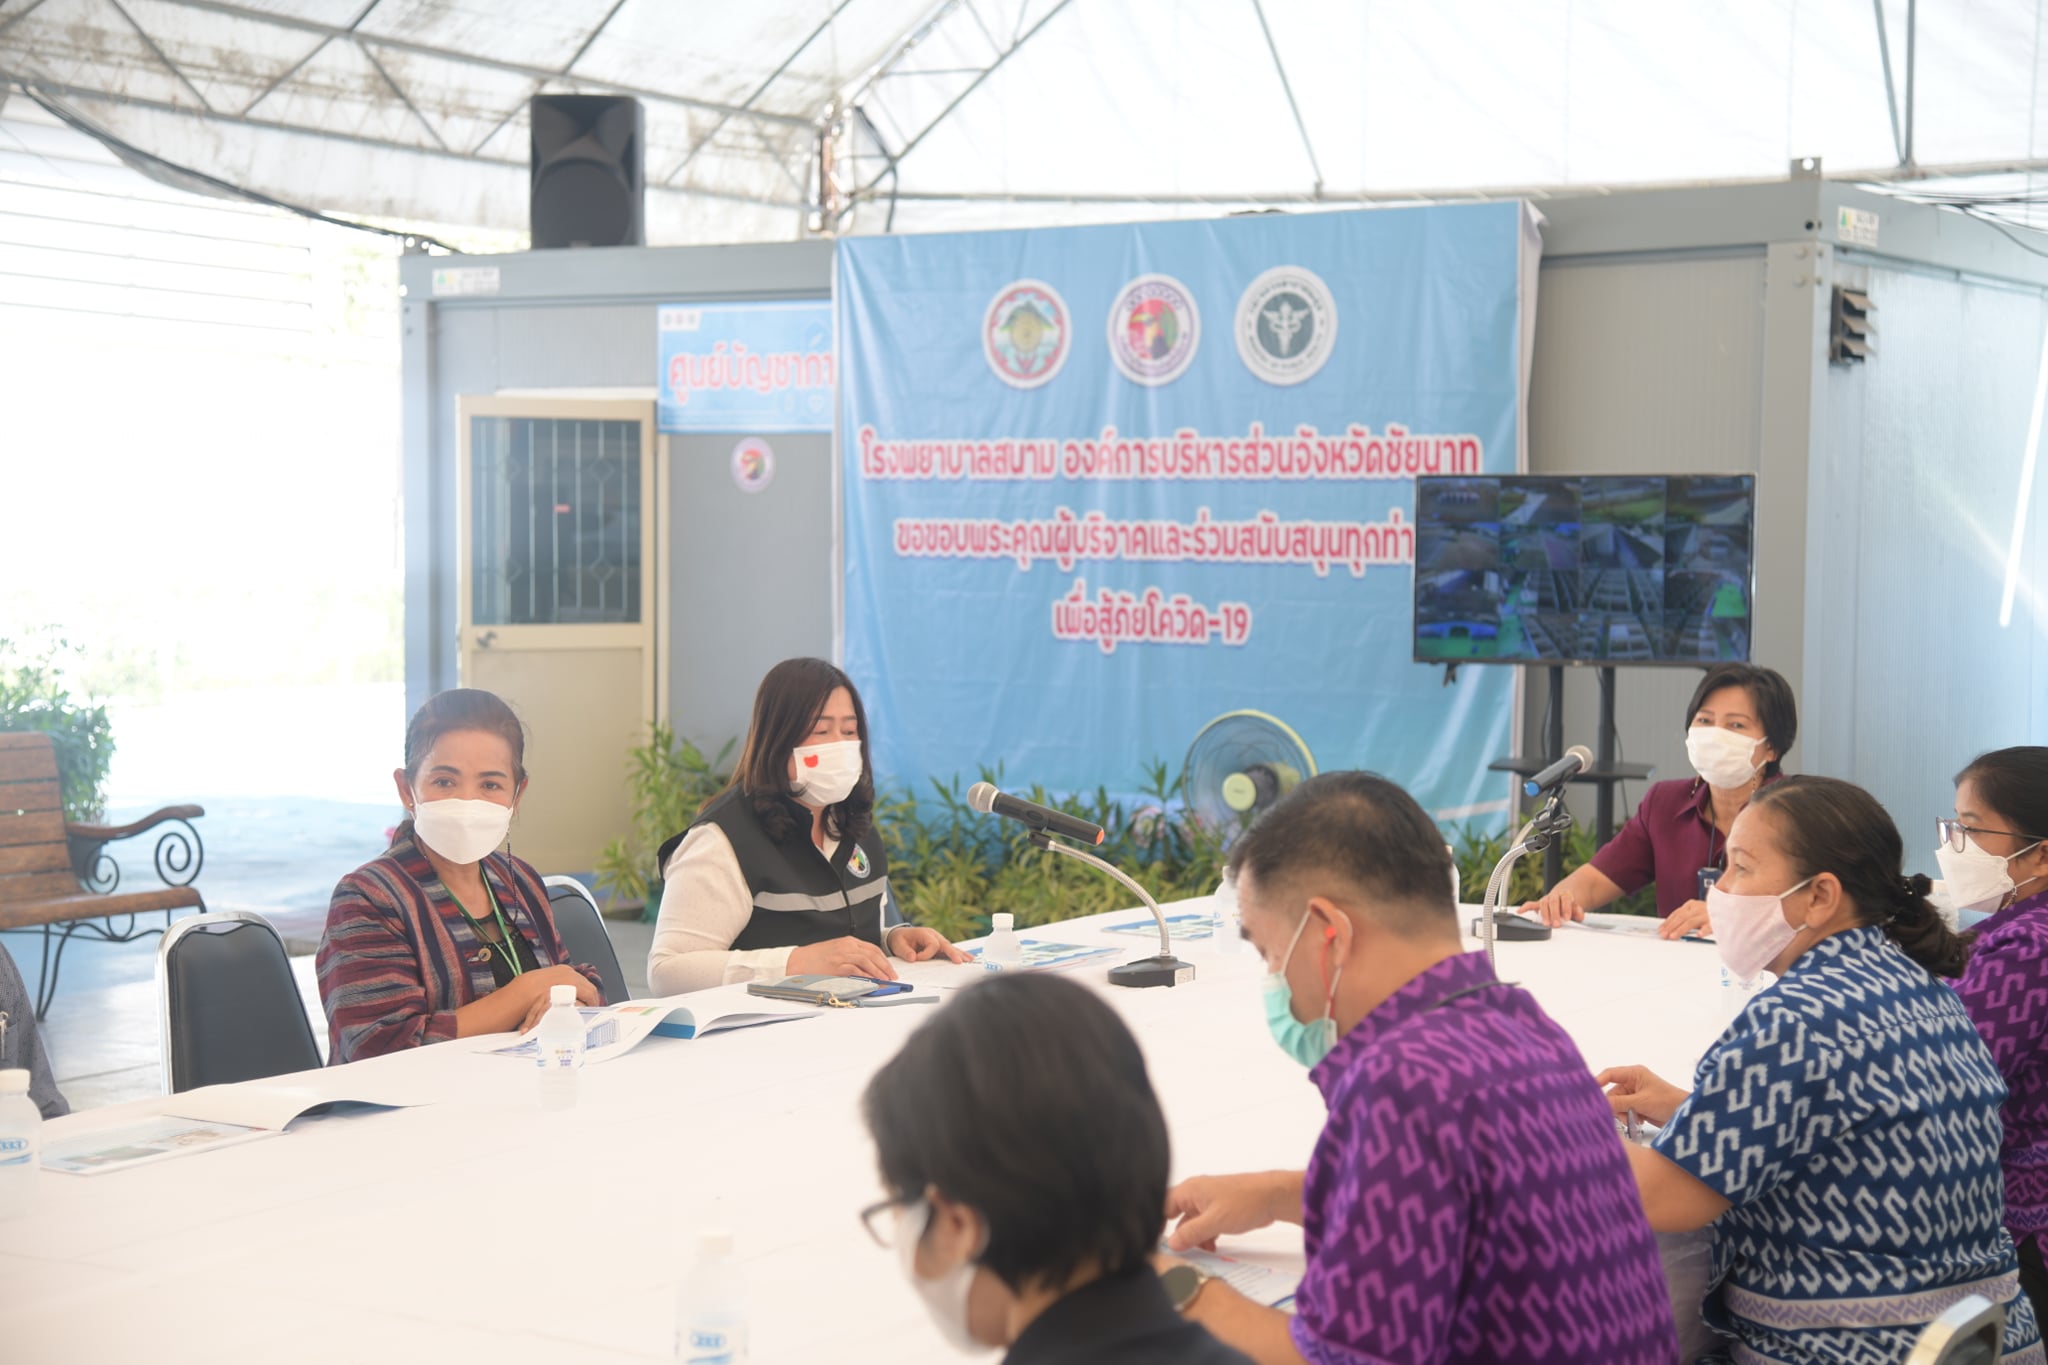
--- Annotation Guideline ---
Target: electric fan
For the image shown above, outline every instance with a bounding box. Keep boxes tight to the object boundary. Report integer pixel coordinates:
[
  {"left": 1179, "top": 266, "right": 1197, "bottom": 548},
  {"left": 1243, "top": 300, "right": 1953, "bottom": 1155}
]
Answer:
[{"left": 1181, "top": 711, "right": 1318, "bottom": 844}]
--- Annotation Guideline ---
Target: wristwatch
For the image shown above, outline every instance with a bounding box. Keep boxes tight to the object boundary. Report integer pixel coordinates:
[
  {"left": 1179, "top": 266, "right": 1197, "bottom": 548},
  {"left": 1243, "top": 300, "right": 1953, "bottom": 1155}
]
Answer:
[{"left": 1160, "top": 1263, "right": 1213, "bottom": 1314}]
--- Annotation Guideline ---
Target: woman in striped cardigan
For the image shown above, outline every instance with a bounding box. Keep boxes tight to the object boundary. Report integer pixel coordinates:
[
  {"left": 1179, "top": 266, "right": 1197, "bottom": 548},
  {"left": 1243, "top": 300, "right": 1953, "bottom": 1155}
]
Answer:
[{"left": 317, "top": 689, "right": 603, "bottom": 1064}]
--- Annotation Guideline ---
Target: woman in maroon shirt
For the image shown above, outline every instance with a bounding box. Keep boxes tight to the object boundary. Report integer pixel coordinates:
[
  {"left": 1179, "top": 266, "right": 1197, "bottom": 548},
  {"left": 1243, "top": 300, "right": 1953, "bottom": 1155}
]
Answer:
[{"left": 1522, "top": 663, "right": 1797, "bottom": 938}]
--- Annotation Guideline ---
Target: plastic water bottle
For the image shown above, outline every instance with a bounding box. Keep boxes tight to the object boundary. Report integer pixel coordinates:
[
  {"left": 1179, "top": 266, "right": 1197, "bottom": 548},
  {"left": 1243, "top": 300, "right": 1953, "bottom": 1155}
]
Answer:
[
  {"left": 1212, "top": 876, "right": 1245, "bottom": 956},
  {"left": 535, "top": 985, "right": 586, "bottom": 1111},
  {"left": 983, "top": 913, "right": 1024, "bottom": 972},
  {"left": 675, "top": 1229, "right": 748, "bottom": 1362},
  {"left": 0, "top": 1069, "right": 40, "bottom": 1220}
]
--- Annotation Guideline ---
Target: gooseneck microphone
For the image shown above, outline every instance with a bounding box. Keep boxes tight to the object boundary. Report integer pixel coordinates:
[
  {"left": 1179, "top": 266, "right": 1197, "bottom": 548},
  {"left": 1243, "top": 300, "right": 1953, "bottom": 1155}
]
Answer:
[
  {"left": 1523, "top": 745, "right": 1593, "bottom": 796},
  {"left": 966, "top": 782, "right": 1106, "bottom": 846}
]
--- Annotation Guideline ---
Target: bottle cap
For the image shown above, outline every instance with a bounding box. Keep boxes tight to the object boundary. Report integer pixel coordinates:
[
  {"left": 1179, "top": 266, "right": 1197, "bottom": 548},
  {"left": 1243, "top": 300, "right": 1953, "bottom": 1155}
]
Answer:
[
  {"left": 0, "top": 1069, "right": 27, "bottom": 1095},
  {"left": 699, "top": 1228, "right": 734, "bottom": 1258},
  {"left": 550, "top": 984, "right": 577, "bottom": 1006},
  {"left": 991, "top": 913, "right": 1015, "bottom": 931}
]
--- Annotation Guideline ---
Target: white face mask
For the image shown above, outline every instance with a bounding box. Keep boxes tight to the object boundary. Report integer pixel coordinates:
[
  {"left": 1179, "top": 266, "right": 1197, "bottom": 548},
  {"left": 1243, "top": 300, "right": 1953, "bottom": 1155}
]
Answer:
[
  {"left": 894, "top": 1201, "right": 992, "bottom": 1354},
  {"left": 1707, "top": 877, "right": 1813, "bottom": 988},
  {"left": 1687, "top": 725, "right": 1765, "bottom": 790},
  {"left": 410, "top": 796, "right": 513, "bottom": 865},
  {"left": 792, "top": 739, "right": 863, "bottom": 806},
  {"left": 1936, "top": 835, "right": 2045, "bottom": 914}
]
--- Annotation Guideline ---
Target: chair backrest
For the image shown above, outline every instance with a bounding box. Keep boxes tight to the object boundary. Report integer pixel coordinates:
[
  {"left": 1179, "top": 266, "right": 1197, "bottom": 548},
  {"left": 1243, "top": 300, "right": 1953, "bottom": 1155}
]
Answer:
[
  {"left": 158, "top": 911, "right": 322, "bottom": 1093},
  {"left": 544, "top": 876, "right": 629, "bottom": 1003},
  {"left": 0, "top": 732, "right": 84, "bottom": 907},
  {"left": 1905, "top": 1294, "right": 2004, "bottom": 1365}
]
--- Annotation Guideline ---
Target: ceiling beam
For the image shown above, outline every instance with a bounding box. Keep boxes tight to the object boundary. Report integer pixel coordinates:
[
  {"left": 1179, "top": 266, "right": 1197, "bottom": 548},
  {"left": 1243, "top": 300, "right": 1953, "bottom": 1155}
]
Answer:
[
  {"left": 11, "top": 79, "right": 809, "bottom": 212},
  {"left": 127, "top": 0, "right": 812, "bottom": 127}
]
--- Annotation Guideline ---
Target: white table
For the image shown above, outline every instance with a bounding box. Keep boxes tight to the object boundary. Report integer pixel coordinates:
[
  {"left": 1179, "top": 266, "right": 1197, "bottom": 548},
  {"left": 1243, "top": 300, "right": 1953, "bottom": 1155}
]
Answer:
[{"left": 0, "top": 902, "right": 1743, "bottom": 1364}]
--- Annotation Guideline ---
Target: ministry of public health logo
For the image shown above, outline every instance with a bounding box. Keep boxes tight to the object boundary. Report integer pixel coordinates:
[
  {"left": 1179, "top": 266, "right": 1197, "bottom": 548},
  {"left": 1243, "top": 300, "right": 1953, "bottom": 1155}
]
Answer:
[
  {"left": 983, "top": 279, "right": 1069, "bottom": 389},
  {"left": 1235, "top": 266, "right": 1337, "bottom": 386},
  {"left": 1108, "top": 273, "right": 1200, "bottom": 387}
]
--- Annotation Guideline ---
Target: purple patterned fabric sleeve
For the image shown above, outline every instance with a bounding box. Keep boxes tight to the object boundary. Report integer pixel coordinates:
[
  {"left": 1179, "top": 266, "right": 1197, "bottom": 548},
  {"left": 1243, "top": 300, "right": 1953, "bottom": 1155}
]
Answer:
[
  {"left": 1291, "top": 952, "right": 1676, "bottom": 1365},
  {"left": 1956, "top": 895, "right": 2048, "bottom": 1241}
]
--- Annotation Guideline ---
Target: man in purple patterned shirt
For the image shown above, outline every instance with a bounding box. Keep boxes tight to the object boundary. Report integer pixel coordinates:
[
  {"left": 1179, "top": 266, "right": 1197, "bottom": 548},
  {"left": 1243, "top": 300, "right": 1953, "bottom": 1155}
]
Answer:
[
  {"left": 1946, "top": 746, "right": 2048, "bottom": 1327},
  {"left": 1163, "top": 772, "right": 1675, "bottom": 1365}
]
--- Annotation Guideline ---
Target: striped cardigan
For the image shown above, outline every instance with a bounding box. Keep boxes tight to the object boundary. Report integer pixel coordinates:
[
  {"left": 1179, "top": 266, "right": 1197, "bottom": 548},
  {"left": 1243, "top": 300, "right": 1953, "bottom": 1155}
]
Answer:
[{"left": 316, "top": 829, "right": 603, "bottom": 1064}]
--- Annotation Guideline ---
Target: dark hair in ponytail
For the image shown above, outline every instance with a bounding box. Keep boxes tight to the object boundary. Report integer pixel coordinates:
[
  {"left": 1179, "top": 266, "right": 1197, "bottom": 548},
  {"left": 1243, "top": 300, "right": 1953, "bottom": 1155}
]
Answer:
[{"left": 1748, "top": 776, "right": 1970, "bottom": 978}]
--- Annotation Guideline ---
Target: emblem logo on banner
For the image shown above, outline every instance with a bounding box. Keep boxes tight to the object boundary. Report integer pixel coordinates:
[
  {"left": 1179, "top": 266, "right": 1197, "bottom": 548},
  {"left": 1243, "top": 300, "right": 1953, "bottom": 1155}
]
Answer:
[
  {"left": 983, "top": 280, "right": 1070, "bottom": 389},
  {"left": 1108, "top": 273, "right": 1200, "bottom": 386},
  {"left": 730, "top": 436, "right": 775, "bottom": 494},
  {"left": 1236, "top": 266, "right": 1337, "bottom": 386}
]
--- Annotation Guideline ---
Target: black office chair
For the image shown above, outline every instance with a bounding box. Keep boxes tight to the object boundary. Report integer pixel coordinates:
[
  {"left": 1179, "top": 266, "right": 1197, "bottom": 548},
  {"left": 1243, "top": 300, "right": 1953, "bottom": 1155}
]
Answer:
[
  {"left": 544, "top": 876, "right": 630, "bottom": 1003},
  {"left": 157, "top": 911, "right": 322, "bottom": 1093},
  {"left": 1905, "top": 1295, "right": 2004, "bottom": 1365}
]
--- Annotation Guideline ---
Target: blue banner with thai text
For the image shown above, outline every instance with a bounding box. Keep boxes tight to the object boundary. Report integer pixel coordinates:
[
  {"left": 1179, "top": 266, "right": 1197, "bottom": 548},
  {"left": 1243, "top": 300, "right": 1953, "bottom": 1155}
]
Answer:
[
  {"left": 838, "top": 203, "right": 1530, "bottom": 825},
  {"left": 657, "top": 299, "right": 833, "bottom": 433}
]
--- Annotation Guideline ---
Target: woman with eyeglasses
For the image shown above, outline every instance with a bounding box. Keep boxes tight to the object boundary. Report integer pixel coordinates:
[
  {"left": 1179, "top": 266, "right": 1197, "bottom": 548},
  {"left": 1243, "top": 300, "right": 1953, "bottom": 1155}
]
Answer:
[
  {"left": 1523, "top": 663, "right": 1797, "bottom": 939},
  {"left": 859, "top": 974, "right": 1251, "bottom": 1364},
  {"left": 1946, "top": 747, "right": 2048, "bottom": 1329},
  {"left": 1596, "top": 776, "right": 2040, "bottom": 1362}
]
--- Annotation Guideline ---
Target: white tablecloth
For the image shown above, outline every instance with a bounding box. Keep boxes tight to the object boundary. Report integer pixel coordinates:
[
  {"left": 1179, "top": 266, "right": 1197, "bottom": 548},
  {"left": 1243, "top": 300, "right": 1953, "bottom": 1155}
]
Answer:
[{"left": 0, "top": 901, "right": 1743, "bottom": 1363}]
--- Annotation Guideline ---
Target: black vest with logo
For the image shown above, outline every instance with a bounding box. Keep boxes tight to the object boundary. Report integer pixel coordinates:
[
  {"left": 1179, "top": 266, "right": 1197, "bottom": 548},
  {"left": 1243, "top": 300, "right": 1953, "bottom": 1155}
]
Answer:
[{"left": 657, "top": 787, "right": 893, "bottom": 952}]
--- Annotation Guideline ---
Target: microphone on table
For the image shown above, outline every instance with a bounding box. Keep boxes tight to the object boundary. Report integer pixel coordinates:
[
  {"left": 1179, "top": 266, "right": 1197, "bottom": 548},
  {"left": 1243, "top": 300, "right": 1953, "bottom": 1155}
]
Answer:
[
  {"left": 966, "top": 783, "right": 1106, "bottom": 846},
  {"left": 964, "top": 781, "right": 1190, "bottom": 990},
  {"left": 1523, "top": 745, "right": 1593, "bottom": 796}
]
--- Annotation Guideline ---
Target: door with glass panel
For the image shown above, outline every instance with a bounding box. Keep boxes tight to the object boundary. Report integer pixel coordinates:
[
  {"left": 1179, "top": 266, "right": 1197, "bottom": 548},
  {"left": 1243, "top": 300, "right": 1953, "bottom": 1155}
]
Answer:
[{"left": 458, "top": 396, "right": 655, "bottom": 874}]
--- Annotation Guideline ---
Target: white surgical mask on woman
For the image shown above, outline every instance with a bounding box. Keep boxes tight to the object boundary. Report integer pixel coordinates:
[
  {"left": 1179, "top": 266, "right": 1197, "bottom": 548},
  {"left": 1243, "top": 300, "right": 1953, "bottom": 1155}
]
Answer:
[
  {"left": 1687, "top": 725, "right": 1765, "bottom": 790},
  {"left": 408, "top": 796, "right": 513, "bottom": 865},
  {"left": 1936, "top": 835, "right": 2045, "bottom": 914},
  {"left": 893, "top": 1201, "right": 992, "bottom": 1354},
  {"left": 792, "top": 739, "right": 863, "bottom": 805},
  {"left": 1707, "top": 877, "right": 1813, "bottom": 988}
]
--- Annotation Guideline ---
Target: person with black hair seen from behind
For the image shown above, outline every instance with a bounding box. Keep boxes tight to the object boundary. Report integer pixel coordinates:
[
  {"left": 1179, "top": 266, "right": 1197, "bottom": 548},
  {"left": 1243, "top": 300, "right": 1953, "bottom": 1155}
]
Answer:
[
  {"left": 1944, "top": 746, "right": 2048, "bottom": 1328},
  {"left": 860, "top": 972, "right": 1251, "bottom": 1364},
  {"left": 1160, "top": 771, "right": 1675, "bottom": 1365},
  {"left": 647, "top": 657, "right": 966, "bottom": 996},
  {"left": 1599, "top": 775, "right": 2041, "bottom": 1363},
  {"left": 1523, "top": 662, "right": 1797, "bottom": 938}
]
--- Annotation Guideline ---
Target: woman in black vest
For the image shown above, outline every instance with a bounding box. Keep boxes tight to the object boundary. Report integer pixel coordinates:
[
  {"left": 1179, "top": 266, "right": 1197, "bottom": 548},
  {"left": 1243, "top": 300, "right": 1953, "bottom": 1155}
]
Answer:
[{"left": 647, "top": 658, "right": 968, "bottom": 995}]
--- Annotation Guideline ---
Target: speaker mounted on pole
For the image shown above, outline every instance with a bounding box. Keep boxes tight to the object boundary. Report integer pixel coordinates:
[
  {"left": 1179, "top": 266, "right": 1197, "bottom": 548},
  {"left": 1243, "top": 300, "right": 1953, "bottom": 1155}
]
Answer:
[{"left": 529, "top": 94, "right": 644, "bottom": 249}]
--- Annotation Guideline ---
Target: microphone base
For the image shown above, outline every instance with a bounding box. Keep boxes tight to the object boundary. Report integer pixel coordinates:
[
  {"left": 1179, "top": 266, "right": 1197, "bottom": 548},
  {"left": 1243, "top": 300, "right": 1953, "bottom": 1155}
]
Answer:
[{"left": 1109, "top": 954, "right": 1195, "bottom": 989}]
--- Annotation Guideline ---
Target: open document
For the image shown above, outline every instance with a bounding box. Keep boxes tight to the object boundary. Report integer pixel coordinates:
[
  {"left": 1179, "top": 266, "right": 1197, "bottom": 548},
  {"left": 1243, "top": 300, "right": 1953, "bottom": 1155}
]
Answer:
[
  {"left": 486, "top": 984, "right": 813, "bottom": 1065},
  {"left": 45, "top": 1072, "right": 435, "bottom": 1176}
]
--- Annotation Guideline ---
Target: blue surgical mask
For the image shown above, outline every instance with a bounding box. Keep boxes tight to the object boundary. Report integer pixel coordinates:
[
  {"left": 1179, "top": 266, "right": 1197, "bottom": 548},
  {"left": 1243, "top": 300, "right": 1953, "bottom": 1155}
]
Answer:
[{"left": 1263, "top": 908, "right": 1343, "bottom": 1068}]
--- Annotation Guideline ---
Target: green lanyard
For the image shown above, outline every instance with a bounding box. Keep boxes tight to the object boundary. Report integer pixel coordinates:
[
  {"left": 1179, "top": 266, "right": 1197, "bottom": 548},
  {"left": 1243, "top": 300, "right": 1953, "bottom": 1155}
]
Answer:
[{"left": 453, "top": 877, "right": 525, "bottom": 978}]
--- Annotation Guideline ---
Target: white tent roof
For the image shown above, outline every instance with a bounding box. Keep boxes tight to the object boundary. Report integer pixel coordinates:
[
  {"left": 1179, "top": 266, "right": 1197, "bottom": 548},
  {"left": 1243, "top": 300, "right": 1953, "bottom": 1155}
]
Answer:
[{"left": 3, "top": 0, "right": 2046, "bottom": 244}]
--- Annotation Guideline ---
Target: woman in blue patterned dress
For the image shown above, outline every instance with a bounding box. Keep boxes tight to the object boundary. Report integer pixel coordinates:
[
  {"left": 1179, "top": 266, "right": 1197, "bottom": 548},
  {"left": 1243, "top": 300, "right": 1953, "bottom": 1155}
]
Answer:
[{"left": 1599, "top": 775, "right": 2043, "bottom": 1364}]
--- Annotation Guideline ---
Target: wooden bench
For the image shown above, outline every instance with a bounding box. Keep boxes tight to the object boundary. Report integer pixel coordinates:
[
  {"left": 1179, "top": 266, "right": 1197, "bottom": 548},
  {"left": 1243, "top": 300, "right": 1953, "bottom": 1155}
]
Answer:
[{"left": 0, "top": 731, "right": 207, "bottom": 1017}]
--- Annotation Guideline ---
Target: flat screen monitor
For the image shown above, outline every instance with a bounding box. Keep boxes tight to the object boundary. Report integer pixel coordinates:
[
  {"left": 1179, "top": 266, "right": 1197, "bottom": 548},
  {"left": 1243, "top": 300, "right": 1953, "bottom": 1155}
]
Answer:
[{"left": 1411, "top": 474, "right": 1755, "bottom": 666}]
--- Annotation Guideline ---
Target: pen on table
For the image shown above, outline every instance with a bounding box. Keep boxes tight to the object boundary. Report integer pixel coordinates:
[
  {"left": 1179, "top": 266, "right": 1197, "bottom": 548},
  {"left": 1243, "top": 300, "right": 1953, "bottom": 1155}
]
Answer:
[{"left": 855, "top": 995, "right": 939, "bottom": 1008}]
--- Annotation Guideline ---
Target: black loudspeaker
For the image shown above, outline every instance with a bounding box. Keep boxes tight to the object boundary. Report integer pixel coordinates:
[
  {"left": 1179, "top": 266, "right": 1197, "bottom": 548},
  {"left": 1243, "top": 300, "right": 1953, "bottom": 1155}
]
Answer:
[{"left": 529, "top": 95, "right": 643, "bottom": 249}]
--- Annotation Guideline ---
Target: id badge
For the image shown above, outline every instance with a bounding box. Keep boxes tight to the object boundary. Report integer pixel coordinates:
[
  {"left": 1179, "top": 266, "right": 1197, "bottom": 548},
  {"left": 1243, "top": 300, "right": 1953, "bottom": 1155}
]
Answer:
[{"left": 1696, "top": 866, "right": 1722, "bottom": 902}]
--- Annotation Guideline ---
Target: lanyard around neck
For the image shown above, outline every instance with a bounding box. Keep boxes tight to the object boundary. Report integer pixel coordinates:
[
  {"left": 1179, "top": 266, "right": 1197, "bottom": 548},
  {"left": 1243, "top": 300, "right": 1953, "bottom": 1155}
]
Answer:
[{"left": 452, "top": 876, "right": 524, "bottom": 978}]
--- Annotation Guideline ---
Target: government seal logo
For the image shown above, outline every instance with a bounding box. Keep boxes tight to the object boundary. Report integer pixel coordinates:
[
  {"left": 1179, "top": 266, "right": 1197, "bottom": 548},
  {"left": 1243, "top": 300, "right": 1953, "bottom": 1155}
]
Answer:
[
  {"left": 847, "top": 846, "right": 871, "bottom": 879},
  {"left": 1107, "top": 273, "right": 1200, "bottom": 387},
  {"left": 983, "top": 279, "right": 1069, "bottom": 389},
  {"left": 1235, "top": 266, "right": 1336, "bottom": 386}
]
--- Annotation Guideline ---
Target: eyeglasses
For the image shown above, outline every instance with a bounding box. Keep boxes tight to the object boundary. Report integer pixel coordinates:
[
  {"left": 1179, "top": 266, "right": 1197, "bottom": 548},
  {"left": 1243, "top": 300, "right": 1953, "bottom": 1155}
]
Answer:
[
  {"left": 1937, "top": 817, "right": 2044, "bottom": 853},
  {"left": 859, "top": 1197, "right": 912, "bottom": 1249}
]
